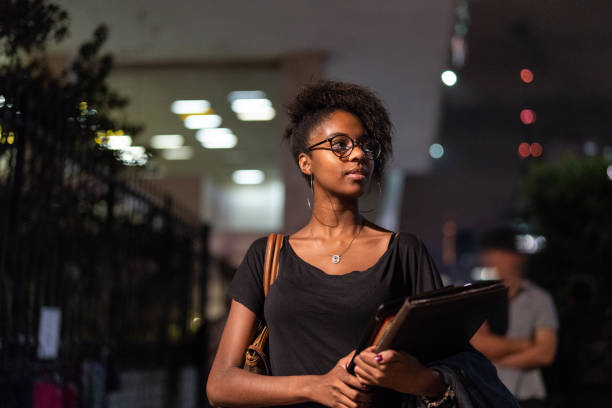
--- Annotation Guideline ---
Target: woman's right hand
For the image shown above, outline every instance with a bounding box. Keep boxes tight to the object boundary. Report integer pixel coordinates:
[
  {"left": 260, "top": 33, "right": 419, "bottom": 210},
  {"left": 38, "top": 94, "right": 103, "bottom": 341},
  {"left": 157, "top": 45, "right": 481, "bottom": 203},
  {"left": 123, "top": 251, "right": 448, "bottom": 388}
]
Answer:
[{"left": 308, "top": 350, "right": 373, "bottom": 408}]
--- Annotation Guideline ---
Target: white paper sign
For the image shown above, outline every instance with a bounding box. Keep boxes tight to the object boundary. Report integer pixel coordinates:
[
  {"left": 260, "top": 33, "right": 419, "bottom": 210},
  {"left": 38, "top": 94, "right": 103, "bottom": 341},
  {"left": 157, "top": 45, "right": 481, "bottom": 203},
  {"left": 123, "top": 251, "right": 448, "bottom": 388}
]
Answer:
[{"left": 37, "top": 306, "right": 61, "bottom": 359}]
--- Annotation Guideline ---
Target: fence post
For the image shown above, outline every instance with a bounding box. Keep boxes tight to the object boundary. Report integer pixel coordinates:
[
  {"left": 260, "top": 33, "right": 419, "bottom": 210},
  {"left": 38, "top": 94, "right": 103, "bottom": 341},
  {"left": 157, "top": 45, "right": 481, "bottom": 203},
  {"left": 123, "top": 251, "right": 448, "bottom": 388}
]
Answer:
[{"left": 0, "top": 111, "right": 26, "bottom": 367}]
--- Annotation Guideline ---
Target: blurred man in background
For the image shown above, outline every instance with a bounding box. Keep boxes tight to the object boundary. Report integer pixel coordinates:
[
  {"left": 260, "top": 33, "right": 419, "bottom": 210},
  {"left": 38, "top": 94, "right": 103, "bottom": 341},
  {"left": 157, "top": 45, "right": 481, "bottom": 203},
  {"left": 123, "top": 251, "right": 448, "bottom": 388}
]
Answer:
[{"left": 471, "top": 227, "right": 558, "bottom": 408}]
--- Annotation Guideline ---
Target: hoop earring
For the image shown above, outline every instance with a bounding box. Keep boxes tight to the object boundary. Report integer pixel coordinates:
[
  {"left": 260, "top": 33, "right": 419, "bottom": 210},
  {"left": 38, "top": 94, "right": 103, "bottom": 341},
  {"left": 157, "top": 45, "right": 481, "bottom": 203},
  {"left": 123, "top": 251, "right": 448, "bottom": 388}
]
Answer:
[{"left": 307, "top": 174, "right": 313, "bottom": 209}]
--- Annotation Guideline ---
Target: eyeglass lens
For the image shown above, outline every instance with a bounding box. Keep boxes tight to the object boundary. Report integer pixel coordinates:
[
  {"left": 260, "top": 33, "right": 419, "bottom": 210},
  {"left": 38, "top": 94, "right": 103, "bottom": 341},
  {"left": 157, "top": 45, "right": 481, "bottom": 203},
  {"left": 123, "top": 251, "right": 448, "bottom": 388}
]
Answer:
[{"left": 330, "top": 135, "right": 380, "bottom": 159}]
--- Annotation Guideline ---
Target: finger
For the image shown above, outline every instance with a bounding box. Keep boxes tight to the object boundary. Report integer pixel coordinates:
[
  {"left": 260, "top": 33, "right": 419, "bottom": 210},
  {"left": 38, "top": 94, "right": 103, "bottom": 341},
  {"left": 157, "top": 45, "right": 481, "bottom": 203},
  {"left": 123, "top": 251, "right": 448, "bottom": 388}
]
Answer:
[
  {"left": 354, "top": 389, "right": 374, "bottom": 403},
  {"left": 353, "top": 364, "right": 380, "bottom": 386},
  {"left": 354, "top": 355, "right": 383, "bottom": 377},
  {"left": 339, "top": 369, "right": 369, "bottom": 391},
  {"left": 337, "top": 382, "right": 371, "bottom": 404},
  {"left": 354, "top": 350, "right": 379, "bottom": 369},
  {"left": 376, "top": 349, "right": 400, "bottom": 364},
  {"left": 338, "top": 349, "right": 357, "bottom": 367},
  {"left": 335, "top": 391, "right": 359, "bottom": 408}
]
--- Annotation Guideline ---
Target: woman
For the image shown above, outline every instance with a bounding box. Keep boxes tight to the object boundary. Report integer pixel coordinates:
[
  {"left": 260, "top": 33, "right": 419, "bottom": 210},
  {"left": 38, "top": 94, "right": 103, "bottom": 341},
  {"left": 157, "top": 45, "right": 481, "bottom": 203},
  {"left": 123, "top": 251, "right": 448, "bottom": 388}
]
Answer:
[{"left": 206, "top": 81, "right": 517, "bottom": 407}]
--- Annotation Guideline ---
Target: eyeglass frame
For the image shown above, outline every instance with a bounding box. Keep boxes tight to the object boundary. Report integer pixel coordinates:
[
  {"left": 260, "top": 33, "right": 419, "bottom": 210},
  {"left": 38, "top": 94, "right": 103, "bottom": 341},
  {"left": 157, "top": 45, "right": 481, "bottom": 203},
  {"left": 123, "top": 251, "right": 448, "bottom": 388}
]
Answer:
[{"left": 306, "top": 133, "right": 381, "bottom": 160}]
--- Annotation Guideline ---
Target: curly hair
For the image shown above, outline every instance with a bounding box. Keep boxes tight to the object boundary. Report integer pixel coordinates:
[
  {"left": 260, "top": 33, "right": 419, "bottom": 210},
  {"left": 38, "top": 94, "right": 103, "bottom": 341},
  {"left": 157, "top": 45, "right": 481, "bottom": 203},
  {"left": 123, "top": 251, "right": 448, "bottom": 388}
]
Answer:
[{"left": 283, "top": 80, "right": 392, "bottom": 182}]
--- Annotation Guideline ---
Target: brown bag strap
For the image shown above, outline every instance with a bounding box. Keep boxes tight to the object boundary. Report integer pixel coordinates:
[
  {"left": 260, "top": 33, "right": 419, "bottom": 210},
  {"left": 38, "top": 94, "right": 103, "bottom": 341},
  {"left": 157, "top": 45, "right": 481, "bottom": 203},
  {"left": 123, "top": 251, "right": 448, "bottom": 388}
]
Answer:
[{"left": 263, "top": 233, "right": 283, "bottom": 297}]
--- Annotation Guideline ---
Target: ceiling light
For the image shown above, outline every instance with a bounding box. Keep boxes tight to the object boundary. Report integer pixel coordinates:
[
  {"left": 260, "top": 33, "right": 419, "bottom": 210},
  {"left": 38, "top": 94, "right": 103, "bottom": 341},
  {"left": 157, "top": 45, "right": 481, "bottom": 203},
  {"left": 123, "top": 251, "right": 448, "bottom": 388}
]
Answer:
[
  {"left": 236, "top": 106, "right": 276, "bottom": 121},
  {"left": 227, "top": 90, "right": 266, "bottom": 102},
  {"left": 171, "top": 100, "right": 210, "bottom": 115},
  {"left": 196, "top": 128, "right": 237, "bottom": 149},
  {"left": 232, "top": 169, "right": 264, "bottom": 185},
  {"left": 150, "top": 134, "right": 184, "bottom": 149},
  {"left": 184, "top": 114, "right": 222, "bottom": 129},
  {"left": 231, "top": 97, "right": 276, "bottom": 121},
  {"left": 231, "top": 98, "right": 271, "bottom": 113},
  {"left": 162, "top": 146, "right": 194, "bottom": 160},
  {"left": 104, "top": 135, "right": 132, "bottom": 150}
]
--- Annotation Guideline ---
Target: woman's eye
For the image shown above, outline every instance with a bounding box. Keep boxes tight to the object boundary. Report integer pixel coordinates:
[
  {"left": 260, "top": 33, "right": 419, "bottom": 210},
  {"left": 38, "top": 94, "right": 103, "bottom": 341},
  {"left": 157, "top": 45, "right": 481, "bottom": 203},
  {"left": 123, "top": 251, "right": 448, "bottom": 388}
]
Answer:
[{"left": 332, "top": 141, "right": 350, "bottom": 150}]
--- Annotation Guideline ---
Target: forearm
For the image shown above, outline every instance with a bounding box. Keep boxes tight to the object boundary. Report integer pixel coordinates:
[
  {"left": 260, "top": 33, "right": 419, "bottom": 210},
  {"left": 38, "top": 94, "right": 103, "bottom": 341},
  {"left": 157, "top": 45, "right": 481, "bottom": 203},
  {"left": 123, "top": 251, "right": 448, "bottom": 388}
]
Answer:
[
  {"left": 207, "top": 366, "right": 316, "bottom": 407},
  {"left": 495, "top": 345, "right": 554, "bottom": 369},
  {"left": 471, "top": 334, "right": 529, "bottom": 360},
  {"left": 495, "top": 327, "right": 557, "bottom": 369}
]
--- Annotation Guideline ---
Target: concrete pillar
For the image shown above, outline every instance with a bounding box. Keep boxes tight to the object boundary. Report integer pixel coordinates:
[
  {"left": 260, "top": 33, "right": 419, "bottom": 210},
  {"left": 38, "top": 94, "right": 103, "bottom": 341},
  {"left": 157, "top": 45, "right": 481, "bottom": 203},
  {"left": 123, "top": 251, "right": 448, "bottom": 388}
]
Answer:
[{"left": 279, "top": 52, "right": 325, "bottom": 234}]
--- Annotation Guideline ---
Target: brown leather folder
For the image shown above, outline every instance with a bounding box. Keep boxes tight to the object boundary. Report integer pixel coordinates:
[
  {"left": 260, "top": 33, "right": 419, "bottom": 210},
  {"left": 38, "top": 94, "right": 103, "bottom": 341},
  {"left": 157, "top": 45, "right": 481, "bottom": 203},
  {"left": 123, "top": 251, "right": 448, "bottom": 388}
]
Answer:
[{"left": 347, "top": 280, "right": 507, "bottom": 372}]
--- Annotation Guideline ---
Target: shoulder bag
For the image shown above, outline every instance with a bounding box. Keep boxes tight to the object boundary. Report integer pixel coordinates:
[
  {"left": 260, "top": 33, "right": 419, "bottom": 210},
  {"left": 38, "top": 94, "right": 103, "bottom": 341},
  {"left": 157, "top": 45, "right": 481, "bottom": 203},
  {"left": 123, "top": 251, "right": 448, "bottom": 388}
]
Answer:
[{"left": 242, "top": 233, "right": 283, "bottom": 375}]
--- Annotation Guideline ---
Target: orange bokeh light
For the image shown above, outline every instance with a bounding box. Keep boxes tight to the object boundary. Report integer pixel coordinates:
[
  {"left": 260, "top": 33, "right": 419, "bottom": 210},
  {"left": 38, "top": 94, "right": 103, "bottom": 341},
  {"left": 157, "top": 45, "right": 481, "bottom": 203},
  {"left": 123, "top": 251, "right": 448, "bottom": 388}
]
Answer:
[
  {"left": 520, "top": 109, "right": 536, "bottom": 125},
  {"left": 518, "top": 142, "right": 531, "bottom": 158},
  {"left": 520, "top": 69, "right": 534, "bottom": 83}
]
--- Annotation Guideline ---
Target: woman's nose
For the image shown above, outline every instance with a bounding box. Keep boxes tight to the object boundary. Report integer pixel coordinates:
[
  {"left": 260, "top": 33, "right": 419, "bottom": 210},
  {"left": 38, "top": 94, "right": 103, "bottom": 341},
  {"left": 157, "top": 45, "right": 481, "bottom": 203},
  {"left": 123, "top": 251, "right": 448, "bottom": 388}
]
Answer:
[{"left": 349, "top": 143, "right": 365, "bottom": 160}]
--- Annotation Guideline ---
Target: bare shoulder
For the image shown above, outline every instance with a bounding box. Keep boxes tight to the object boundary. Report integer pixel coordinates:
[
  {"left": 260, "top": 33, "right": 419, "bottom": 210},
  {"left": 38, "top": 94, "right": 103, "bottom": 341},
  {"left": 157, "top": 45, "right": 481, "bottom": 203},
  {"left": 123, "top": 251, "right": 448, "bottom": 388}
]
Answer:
[{"left": 361, "top": 219, "right": 394, "bottom": 241}]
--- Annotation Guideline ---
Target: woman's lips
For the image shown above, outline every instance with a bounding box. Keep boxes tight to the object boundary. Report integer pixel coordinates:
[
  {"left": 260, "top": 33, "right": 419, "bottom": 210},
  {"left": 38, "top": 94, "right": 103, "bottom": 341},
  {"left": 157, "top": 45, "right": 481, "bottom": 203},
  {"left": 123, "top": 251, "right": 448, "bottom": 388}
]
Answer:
[
  {"left": 347, "top": 173, "right": 366, "bottom": 181},
  {"left": 345, "top": 168, "right": 368, "bottom": 180}
]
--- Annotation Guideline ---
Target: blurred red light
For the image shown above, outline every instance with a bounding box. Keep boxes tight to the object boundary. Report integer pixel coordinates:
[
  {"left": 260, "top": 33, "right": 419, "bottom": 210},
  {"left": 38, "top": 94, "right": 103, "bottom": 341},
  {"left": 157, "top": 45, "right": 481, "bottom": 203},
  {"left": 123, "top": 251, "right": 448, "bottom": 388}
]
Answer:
[
  {"left": 530, "top": 142, "right": 543, "bottom": 157},
  {"left": 520, "top": 69, "right": 534, "bottom": 83},
  {"left": 518, "top": 142, "right": 531, "bottom": 158},
  {"left": 520, "top": 109, "right": 536, "bottom": 125}
]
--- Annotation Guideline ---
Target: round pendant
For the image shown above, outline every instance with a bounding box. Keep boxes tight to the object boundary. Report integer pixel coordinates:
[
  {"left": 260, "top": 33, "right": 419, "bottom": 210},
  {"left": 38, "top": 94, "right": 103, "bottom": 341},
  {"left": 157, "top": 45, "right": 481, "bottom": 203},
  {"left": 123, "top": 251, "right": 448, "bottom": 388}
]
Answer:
[{"left": 331, "top": 254, "right": 341, "bottom": 264}]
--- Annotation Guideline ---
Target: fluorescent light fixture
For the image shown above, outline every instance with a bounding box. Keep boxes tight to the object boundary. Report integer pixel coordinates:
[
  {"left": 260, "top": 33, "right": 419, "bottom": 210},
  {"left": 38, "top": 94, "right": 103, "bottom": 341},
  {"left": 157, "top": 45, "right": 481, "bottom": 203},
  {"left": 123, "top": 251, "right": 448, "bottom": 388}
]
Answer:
[
  {"left": 232, "top": 169, "right": 265, "bottom": 185},
  {"left": 171, "top": 100, "right": 210, "bottom": 115},
  {"left": 236, "top": 106, "right": 276, "bottom": 121},
  {"left": 196, "top": 128, "right": 237, "bottom": 149},
  {"left": 231, "top": 98, "right": 271, "bottom": 114},
  {"left": 184, "top": 114, "right": 222, "bottom": 129},
  {"left": 105, "top": 135, "right": 132, "bottom": 150},
  {"left": 150, "top": 134, "right": 184, "bottom": 149},
  {"left": 119, "top": 146, "right": 148, "bottom": 166},
  {"left": 227, "top": 90, "right": 266, "bottom": 102},
  {"left": 162, "top": 146, "right": 194, "bottom": 160},
  {"left": 231, "top": 98, "right": 275, "bottom": 121}
]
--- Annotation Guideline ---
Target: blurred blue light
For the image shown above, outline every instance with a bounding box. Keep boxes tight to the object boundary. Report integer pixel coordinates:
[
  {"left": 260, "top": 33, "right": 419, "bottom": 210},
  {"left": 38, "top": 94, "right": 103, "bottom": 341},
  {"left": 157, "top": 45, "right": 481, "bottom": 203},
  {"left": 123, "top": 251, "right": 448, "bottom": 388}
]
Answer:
[{"left": 429, "top": 143, "right": 444, "bottom": 159}]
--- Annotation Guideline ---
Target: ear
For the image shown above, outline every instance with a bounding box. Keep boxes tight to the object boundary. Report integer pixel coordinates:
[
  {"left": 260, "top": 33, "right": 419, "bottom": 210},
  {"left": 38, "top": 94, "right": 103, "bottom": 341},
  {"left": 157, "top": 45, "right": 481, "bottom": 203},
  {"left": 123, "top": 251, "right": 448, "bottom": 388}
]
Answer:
[{"left": 298, "top": 152, "right": 312, "bottom": 176}]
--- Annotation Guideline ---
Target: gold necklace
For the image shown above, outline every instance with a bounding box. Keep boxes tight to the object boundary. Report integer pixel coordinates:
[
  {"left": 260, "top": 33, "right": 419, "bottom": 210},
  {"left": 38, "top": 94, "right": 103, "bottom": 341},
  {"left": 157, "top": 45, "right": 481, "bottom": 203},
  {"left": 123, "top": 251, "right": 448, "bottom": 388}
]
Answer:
[{"left": 310, "top": 220, "right": 364, "bottom": 264}]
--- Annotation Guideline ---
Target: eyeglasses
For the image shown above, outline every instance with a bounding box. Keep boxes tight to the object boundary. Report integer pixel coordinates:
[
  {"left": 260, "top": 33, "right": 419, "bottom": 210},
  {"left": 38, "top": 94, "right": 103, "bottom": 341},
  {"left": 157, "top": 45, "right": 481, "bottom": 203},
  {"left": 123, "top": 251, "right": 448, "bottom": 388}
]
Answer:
[{"left": 307, "top": 134, "right": 381, "bottom": 160}]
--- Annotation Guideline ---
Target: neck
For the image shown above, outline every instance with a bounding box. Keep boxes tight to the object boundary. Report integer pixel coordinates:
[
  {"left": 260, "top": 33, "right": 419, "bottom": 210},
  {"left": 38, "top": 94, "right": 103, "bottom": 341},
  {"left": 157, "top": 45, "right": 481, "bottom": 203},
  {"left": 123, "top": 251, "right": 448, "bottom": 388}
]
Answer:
[
  {"left": 506, "top": 277, "right": 524, "bottom": 300},
  {"left": 309, "top": 192, "right": 362, "bottom": 237}
]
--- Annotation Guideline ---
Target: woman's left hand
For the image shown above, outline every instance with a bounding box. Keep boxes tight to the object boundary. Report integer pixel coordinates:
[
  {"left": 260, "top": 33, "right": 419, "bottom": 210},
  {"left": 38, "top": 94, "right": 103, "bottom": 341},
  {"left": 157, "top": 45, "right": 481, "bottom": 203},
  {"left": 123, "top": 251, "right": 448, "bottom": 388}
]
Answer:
[{"left": 352, "top": 346, "right": 445, "bottom": 397}]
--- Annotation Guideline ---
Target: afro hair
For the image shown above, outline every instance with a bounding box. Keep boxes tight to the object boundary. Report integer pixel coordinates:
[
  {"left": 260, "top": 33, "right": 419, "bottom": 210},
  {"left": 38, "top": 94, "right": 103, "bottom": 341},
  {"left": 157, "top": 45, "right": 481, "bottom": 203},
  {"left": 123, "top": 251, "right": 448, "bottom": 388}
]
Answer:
[{"left": 283, "top": 80, "right": 392, "bottom": 182}]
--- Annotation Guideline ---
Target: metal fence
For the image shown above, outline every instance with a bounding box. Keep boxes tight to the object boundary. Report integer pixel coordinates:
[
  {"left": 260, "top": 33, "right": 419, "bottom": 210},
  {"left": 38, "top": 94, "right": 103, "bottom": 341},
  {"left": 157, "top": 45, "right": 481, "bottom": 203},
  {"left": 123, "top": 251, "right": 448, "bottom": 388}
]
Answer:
[{"left": 0, "top": 78, "right": 209, "bottom": 395}]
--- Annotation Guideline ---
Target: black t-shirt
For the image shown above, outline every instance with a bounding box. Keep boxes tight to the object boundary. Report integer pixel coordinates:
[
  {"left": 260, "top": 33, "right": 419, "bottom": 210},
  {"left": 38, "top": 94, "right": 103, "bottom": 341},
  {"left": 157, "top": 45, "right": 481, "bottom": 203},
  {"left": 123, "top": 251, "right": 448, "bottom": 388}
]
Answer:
[{"left": 228, "top": 232, "right": 443, "bottom": 406}]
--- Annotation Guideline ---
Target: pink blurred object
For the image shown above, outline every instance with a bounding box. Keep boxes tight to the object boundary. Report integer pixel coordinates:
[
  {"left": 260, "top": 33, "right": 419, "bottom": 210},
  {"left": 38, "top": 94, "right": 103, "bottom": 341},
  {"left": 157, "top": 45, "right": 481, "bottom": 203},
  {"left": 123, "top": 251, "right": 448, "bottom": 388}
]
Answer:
[{"left": 33, "top": 382, "right": 77, "bottom": 408}]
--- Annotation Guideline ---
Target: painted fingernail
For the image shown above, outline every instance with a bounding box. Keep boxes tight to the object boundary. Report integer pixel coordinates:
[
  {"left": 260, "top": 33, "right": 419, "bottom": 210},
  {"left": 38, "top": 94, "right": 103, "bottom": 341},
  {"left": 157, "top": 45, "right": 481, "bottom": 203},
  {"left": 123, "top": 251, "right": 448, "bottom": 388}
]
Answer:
[{"left": 374, "top": 354, "right": 383, "bottom": 363}]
